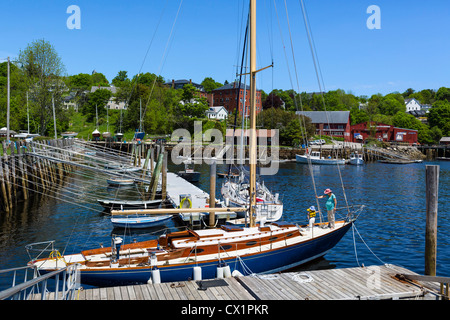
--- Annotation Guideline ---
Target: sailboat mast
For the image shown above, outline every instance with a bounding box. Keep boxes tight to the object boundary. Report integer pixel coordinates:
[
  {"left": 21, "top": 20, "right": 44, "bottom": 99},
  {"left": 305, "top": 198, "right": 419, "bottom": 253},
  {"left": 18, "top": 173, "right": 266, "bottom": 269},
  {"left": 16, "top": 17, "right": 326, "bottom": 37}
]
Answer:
[{"left": 249, "top": 0, "right": 257, "bottom": 227}]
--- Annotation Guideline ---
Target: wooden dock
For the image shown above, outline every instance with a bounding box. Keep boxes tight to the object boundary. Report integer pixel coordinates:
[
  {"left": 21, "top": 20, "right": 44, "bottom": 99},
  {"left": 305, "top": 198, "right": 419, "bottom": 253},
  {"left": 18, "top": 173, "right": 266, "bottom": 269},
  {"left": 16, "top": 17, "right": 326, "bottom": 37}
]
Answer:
[{"left": 73, "top": 264, "right": 441, "bottom": 300}]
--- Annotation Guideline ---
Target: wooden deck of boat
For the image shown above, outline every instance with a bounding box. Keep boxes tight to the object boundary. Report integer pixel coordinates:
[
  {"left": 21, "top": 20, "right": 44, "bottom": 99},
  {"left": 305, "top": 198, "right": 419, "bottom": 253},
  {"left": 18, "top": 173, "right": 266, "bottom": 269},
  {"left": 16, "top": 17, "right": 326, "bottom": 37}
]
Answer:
[{"left": 74, "top": 264, "right": 437, "bottom": 300}]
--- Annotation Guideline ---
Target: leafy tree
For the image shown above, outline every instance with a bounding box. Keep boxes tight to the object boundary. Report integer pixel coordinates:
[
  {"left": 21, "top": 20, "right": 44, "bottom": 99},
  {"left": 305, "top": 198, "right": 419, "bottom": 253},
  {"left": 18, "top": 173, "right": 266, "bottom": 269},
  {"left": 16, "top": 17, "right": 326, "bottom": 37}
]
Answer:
[
  {"left": 67, "top": 73, "right": 92, "bottom": 90},
  {"left": 378, "top": 93, "right": 405, "bottom": 115},
  {"left": 392, "top": 111, "right": 421, "bottom": 130},
  {"left": 112, "top": 70, "right": 129, "bottom": 87},
  {"left": 83, "top": 89, "right": 112, "bottom": 123},
  {"left": 350, "top": 106, "right": 369, "bottom": 125},
  {"left": 201, "top": 77, "right": 222, "bottom": 92},
  {"left": 17, "top": 39, "right": 67, "bottom": 136},
  {"left": 91, "top": 72, "right": 109, "bottom": 87},
  {"left": 428, "top": 100, "right": 450, "bottom": 136},
  {"left": 262, "top": 92, "right": 284, "bottom": 109},
  {"left": 435, "top": 87, "right": 450, "bottom": 102}
]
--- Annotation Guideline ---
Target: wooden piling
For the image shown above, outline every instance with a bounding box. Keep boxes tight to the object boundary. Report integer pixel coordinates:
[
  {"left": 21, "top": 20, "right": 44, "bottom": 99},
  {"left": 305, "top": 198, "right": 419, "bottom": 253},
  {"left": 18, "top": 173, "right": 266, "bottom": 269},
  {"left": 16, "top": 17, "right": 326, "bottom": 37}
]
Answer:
[
  {"left": 161, "top": 151, "right": 167, "bottom": 201},
  {"left": 0, "top": 159, "right": 10, "bottom": 212},
  {"left": 425, "top": 165, "right": 439, "bottom": 276},
  {"left": 209, "top": 160, "right": 217, "bottom": 227},
  {"left": 149, "top": 153, "right": 163, "bottom": 201}
]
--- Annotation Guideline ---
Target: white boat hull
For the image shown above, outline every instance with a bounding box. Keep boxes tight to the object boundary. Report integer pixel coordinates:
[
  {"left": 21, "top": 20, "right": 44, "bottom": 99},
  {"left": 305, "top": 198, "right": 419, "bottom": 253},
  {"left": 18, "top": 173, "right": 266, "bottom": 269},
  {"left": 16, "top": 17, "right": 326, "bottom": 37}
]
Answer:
[{"left": 296, "top": 154, "right": 346, "bottom": 165}]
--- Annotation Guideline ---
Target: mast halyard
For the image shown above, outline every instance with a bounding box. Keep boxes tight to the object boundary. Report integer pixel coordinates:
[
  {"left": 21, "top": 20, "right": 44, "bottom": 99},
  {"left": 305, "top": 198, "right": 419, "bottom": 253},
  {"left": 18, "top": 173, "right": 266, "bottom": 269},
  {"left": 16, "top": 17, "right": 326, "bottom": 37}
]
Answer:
[{"left": 249, "top": 0, "right": 257, "bottom": 227}]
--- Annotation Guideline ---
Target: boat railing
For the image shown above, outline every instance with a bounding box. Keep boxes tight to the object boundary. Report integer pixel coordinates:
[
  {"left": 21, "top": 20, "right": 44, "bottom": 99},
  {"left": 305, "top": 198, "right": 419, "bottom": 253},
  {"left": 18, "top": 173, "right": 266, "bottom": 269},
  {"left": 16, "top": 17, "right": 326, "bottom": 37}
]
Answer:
[
  {"left": 25, "top": 240, "right": 57, "bottom": 262},
  {"left": 0, "top": 263, "right": 80, "bottom": 300}
]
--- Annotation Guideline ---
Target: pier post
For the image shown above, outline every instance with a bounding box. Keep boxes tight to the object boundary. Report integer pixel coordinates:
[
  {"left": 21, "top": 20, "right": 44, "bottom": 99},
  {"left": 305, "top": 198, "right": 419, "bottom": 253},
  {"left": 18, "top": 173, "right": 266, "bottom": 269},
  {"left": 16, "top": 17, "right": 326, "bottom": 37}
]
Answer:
[
  {"left": 149, "top": 153, "right": 163, "bottom": 201},
  {"left": 209, "top": 160, "right": 217, "bottom": 227},
  {"left": 162, "top": 151, "right": 167, "bottom": 201},
  {"left": 425, "top": 165, "right": 439, "bottom": 276}
]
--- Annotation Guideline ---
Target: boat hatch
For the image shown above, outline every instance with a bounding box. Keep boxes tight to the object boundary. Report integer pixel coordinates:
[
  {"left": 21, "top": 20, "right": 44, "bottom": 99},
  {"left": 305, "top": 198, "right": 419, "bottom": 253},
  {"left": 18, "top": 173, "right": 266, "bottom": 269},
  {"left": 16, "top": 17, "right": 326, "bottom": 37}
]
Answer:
[{"left": 63, "top": 254, "right": 86, "bottom": 264}]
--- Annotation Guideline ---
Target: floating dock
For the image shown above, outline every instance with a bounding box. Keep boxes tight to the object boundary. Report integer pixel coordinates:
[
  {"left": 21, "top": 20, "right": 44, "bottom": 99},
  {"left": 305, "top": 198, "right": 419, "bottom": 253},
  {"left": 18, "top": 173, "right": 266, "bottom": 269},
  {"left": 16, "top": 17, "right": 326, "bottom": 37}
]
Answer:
[
  {"left": 69, "top": 264, "right": 443, "bottom": 300},
  {"left": 165, "top": 171, "right": 236, "bottom": 226}
]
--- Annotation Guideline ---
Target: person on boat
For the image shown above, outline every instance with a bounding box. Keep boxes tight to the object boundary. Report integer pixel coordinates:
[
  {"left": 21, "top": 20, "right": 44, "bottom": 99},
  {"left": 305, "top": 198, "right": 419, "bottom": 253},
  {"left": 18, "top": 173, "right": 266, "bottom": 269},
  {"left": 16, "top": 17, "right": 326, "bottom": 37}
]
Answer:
[
  {"left": 307, "top": 206, "right": 316, "bottom": 229},
  {"left": 317, "top": 189, "right": 336, "bottom": 228}
]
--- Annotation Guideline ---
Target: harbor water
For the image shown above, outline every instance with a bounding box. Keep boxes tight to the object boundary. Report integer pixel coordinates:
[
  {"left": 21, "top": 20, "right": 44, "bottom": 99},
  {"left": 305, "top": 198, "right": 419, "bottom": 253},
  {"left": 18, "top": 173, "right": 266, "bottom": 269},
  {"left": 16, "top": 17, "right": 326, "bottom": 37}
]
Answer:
[{"left": 0, "top": 159, "right": 449, "bottom": 291}]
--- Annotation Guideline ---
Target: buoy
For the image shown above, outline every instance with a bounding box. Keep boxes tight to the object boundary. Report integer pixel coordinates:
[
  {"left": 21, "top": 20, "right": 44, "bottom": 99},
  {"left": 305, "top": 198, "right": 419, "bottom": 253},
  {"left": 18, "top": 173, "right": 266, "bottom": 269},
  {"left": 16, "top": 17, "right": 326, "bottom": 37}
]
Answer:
[
  {"left": 152, "top": 268, "right": 161, "bottom": 284},
  {"left": 147, "top": 277, "right": 153, "bottom": 284},
  {"left": 193, "top": 266, "right": 202, "bottom": 281}
]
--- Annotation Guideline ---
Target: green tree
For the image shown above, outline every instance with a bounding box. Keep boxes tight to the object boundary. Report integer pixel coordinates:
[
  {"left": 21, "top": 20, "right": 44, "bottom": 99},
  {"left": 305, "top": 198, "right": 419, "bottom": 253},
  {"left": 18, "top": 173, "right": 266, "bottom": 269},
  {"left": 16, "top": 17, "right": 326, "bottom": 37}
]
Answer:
[
  {"left": 435, "top": 87, "right": 450, "bottom": 102},
  {"left": 378, "top": 93, "right": 405, "bottom": 115},
  {"left": 112, "top": 70, "right": 129, "bottom": 87},
  {"left": 350, "top": 106, "right": 369, "bottom": 125},
  {"left": 67, "top": 73, "right": 92, "bottom": 90},
  {"left": 91, "top": 72, "right": 109, "bottom": 87},
  {"left": 83, "top": 89, "right": 112, "bottom": 123},
  {"left": 201, "top": 77, "right": 222, "bottom": 93},
  {"left": 428, "top": 100, "right": 450, "bottom": 136},
  {"left": 18, "top": 39, "right": 67, "bottom": 136}
]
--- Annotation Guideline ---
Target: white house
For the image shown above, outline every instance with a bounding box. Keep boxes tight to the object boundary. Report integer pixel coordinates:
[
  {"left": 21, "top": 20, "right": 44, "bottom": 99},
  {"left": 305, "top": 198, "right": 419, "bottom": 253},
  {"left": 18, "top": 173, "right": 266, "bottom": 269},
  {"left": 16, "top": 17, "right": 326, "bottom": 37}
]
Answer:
[
  {"left": 206, "top": 106, "right": 228, "bottom": 120},
  {"left": 405, "top": 98, "right": 422, "bottom": 112}
]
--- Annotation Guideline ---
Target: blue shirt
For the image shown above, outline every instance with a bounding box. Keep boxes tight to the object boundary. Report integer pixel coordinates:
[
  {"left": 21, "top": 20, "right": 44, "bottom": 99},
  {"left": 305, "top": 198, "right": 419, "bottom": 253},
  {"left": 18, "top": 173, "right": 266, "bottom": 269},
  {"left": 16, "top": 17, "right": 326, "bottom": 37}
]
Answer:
[{"left": 326, "top": 193, "right": 336, "bottom": 211}]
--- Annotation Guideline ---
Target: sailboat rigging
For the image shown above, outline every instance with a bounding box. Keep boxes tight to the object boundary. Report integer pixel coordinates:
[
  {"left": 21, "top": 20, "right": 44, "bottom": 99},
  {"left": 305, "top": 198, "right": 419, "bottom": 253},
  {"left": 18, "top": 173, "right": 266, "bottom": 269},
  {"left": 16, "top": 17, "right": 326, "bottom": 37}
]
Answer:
[{"left": 28, "top": 0, "right": 358, "bottom": 287}]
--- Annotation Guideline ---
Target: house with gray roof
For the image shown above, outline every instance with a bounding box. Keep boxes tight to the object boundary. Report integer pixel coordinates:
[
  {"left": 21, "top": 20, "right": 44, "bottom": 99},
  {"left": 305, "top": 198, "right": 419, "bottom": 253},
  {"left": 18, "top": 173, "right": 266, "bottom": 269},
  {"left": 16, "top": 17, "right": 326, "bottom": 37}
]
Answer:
[{"left": 295, "top": 111, "right": 351, "bottom": 141}]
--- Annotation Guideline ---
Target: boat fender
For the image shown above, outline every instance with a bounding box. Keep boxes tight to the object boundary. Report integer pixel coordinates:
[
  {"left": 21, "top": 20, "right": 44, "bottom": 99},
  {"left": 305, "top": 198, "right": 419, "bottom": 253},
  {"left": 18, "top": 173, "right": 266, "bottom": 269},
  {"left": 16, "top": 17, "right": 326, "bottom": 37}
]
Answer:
[
  {"left": 193, "top": 266, "right": 202, "bottom": 281},
  {"left": 223, "top": 265, "right": 231, "bottom": 278},
  {"left": 152, "top": 268, "right": 161, "bottom": 284},
  {"left": 150, "top": 253, "right": 157, "bottom": 267},
  {"left": 231, "top": 270, "right": 243, "bottom": 277},
  {"left": 216, "top": 265, "right": 224, "bottom": 279}
]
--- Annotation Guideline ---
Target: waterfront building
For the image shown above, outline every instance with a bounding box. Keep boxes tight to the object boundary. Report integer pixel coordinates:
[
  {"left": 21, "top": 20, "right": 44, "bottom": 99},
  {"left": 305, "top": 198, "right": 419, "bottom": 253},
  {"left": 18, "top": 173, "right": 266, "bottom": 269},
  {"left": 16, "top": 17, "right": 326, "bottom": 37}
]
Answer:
[
  {"left": 295, "top": 111, "right": 351, "bottom": 142},
  {"left": 350, "top": 121, "right": 418, "bottom": 145}
]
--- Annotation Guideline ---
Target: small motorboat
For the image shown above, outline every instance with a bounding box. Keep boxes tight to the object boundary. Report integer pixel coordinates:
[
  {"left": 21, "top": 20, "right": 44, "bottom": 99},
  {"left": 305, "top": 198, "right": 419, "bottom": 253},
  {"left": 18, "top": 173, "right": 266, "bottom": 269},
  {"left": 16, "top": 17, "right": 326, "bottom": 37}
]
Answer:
[
  {"left": 349, "top": 152, "right": 364, "bottom": 165},
  {"left": 97, "top": 198, "right": 162, "bottom": 212},
  {"left": 111, "top": 215, "right": 172, "bottom": 229},
  {"left": 106, "top": 178, "right": 135, "bottom": 186},
  {"left": 296, "top": 151, "right": 346, "bottom": 165}
]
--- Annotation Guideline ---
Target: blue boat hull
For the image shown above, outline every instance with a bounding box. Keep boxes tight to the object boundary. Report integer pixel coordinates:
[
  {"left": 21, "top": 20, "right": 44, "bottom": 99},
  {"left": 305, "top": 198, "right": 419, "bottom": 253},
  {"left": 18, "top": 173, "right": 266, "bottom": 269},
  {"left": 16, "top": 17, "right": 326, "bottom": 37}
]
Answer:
[
  {"left": 134, "top": 132, "right": 145, "bottom": 140},
  {"left": 78, "top": 222, "right": 353, "bottom": 287}
]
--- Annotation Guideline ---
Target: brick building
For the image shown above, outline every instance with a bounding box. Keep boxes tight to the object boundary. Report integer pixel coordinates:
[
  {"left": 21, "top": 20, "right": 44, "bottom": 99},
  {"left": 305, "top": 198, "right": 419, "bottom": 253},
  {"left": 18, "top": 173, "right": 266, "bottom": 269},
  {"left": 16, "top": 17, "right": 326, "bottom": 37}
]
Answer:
[
  {"left": 350, "top": 122, "right": 418, "bottom": 145},
  {"left": 210, "top": 82, "right": 262, "bottom": 116}
]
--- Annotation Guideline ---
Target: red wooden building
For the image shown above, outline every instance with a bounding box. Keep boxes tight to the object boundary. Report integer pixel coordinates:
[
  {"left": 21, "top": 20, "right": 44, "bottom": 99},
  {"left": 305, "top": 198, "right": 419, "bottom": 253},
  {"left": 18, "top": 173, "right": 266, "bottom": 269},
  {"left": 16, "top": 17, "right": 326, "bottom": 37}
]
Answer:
[{"left": 350, "top": 122, "right": 418, "bottom": 145}]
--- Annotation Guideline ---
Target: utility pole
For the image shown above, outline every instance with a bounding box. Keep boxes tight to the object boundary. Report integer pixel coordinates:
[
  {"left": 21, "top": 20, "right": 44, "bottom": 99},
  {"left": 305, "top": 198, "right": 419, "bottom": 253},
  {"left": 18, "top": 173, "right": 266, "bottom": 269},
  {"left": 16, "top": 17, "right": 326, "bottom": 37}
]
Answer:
[{"left": 7, "top": 57, "right": 10, "bottom": 142}]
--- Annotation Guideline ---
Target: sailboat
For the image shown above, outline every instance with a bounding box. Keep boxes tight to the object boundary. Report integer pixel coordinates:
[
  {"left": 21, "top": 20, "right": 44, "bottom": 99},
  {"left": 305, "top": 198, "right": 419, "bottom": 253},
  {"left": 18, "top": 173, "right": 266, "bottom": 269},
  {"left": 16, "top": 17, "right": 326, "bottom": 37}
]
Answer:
[
  {"left": 134, "top": 99, "right": 145, "bottom": 141},
  {"left": 92, "top": 104, "right": 101, "bottom": 141},
  {"left": 220, "top": 18, "right": 283, "bottom": 224},
  {"left": 221, "top": 170, "right": 283, "bottom": 223},
  {"left": 27, "top": 1, "right": 357, "bottom": 287},
  {"left": 115, "top": 108, "right": 124, "bottom": 141},
  {"left": 102, "top": 104, "right": 111, "bottom": 139}
]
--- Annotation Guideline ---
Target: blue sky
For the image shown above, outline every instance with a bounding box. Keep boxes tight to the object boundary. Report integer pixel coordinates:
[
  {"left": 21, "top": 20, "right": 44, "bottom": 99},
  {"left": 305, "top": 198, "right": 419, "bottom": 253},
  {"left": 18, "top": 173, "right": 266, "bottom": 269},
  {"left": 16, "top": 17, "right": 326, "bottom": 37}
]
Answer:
[{"left": 1, "top": 0, "right": 450, "bottom": 97}]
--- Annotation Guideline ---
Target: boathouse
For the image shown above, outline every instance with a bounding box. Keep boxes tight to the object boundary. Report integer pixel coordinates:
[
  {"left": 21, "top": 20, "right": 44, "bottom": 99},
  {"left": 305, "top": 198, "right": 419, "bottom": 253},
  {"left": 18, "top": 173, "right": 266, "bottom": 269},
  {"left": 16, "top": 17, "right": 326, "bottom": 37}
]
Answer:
[
  {"left": 350, "top": 121, "right": 418, "bottom": 145},
  {"left": 294, "top": 111, "right": 351, "bottom": 142}
]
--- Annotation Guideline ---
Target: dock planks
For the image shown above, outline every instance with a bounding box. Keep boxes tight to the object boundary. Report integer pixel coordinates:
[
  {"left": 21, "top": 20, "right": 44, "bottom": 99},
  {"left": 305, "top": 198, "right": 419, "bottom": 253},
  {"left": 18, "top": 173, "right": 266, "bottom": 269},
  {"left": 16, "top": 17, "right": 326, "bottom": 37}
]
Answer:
[{"left": 75, "top": 265, "right": 431, "bottom": 300}]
